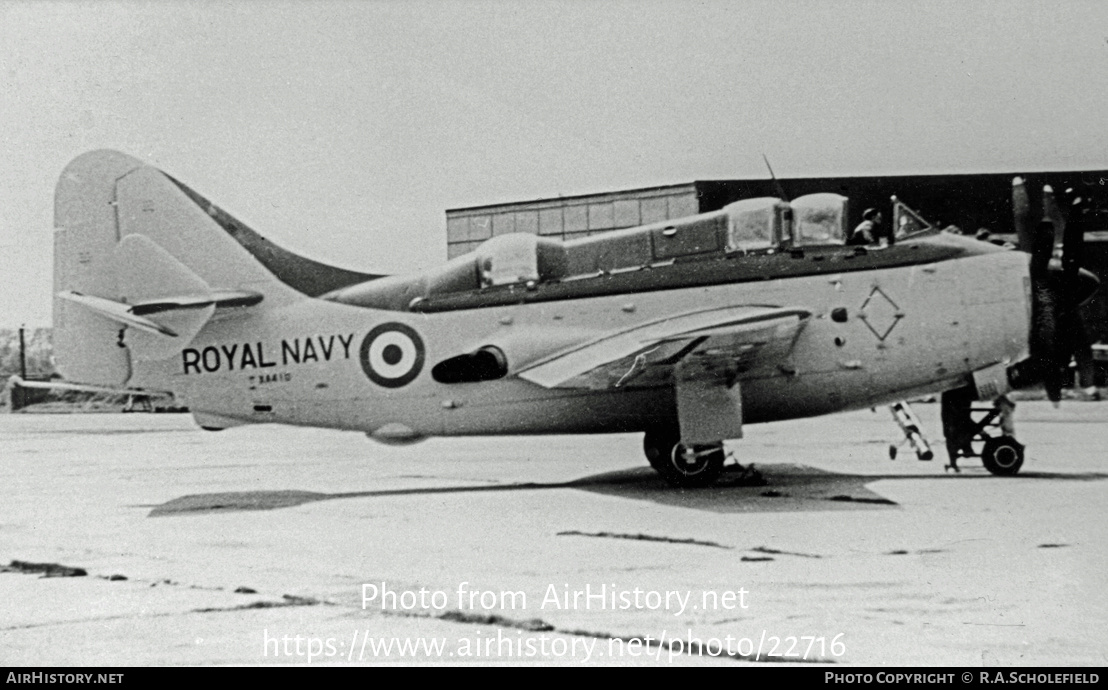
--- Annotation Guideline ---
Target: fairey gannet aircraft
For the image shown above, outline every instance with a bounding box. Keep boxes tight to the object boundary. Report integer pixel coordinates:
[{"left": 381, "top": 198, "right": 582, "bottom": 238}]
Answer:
[{"left": 48, "top": 150, "right": 1098, "bottom": 486}]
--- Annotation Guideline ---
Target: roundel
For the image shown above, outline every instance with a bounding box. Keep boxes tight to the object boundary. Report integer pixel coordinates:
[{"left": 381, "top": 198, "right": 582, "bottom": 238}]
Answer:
[{"left": 359, "top": 323, "right": 425, "bottom": 388}]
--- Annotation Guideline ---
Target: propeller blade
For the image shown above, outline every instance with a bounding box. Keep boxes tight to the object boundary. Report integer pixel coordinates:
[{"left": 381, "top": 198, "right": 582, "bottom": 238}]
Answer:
[
  {"left": 1063, "top": 190, "right": 1089, "bottom": 293},
  {"left": 1061, "top": 190, "right": 1100, "bottom": 396},
  {"left": 1030, "top": 279, "right": 1062, "bottom": 403},
  {"left": 1043, "top": 185, "right": 1067, "bottom": 273},
  {"left": 1012, "top": 177, "right": 1033, "bottom": 252},
  {"left": 1009, "top": 181, "right": 1099, "bottom": 404}
]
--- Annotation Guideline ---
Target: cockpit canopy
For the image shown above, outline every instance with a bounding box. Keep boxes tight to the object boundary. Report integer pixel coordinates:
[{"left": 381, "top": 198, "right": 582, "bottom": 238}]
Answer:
[
  {"left": 723, "top": 197, "right": 784, "bottom": 252},
  {"left": 324, "top": 192, "right": 852, "bottom": 311},
  {"left": 476, "top": 234, "right": 567, "bottom": 288},
  {"left": 722, "top": 193, "right": 849, "bottom": 251},
  {"left": 791, "top": 193, "right": 850, "bottom": 245}
]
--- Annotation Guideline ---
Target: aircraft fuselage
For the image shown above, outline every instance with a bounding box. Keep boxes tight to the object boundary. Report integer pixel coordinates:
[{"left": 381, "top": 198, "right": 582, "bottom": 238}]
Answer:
[{"left": 143, "top": 234, "right": 1029, "bottom": 441}]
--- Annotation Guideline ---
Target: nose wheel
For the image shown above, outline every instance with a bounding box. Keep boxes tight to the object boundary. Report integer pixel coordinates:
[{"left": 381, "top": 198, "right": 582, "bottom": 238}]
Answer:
[
  {"left": 941, "top": 390, "right": 1024, "bottom": 475},
  {"left": 643, "top": 429, "right": 725, "bottom": 488},
  {"left": 981, "top": 435, "right": 1025, "bottom": 475}
]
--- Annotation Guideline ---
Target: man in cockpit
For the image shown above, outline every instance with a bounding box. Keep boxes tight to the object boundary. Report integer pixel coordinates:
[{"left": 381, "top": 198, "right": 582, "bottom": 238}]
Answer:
[{"left": 849, "top": 208, "right": 883, "bottom": 246}]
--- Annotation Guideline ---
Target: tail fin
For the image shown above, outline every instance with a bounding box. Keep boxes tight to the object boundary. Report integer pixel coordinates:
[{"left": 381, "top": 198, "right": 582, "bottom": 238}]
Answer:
[{"left": 52, "top": 150, "right": 375, "bottom": 386}]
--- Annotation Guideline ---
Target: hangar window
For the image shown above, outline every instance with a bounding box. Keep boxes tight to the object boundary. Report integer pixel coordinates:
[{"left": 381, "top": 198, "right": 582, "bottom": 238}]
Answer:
[
  {"left": 641, "top": 197, "right": 668, "bottom": 224},
  {"left": 613, "top": 200, "right": 640, "bottom": 228},
  {"left": 538, "top": 208, "right": 563, "bottom": 236},
  {"left": 468, "top": 215, "right": 492, "bottom": 241},
  {"left": 516, "top": 211, "right": 539, "bottom": 235},
  {"left": 564, "top": 204, "right": 588, "bottom": 233},
  {"left": 667, "top": 194, "right": 698, "bottom": 219},
  {"left": 446, "top": 217, "right": 469, "bottom": 243},
  {"left": 588, "top": 202, "right": 615, "bottom": 231},
  {"left": 492, "top": 213, "right": 517, "bottom": 236}
]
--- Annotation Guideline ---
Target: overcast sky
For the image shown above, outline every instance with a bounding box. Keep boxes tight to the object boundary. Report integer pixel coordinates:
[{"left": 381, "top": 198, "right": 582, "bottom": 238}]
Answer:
[{"left": 3, "top": 0, "right": 1108, "bottom": 327}]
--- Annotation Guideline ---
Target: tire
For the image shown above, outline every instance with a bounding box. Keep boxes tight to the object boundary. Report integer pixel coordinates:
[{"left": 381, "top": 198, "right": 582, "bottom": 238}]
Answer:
[
  {"left": 643, "top": 428, "right": 678, "bottom": 472},
  {"left": 982, "top": 435, "right": 1024, "bottom": 476},
  {"left": 643, "top": 430, "right": 725, "bottom": 488}
]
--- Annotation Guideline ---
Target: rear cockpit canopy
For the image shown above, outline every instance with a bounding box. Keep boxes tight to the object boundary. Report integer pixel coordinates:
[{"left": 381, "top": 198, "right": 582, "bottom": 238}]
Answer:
[
  {"left": 791, "top": 193, "right": 849, "bottom": 245},
  {"left": 323, "top": 192, "right": 851, "bottom": 311},
  {"left": 723, "top": 197, "right": 784, "bottom": 251},
  {"left": 476, "top": 234, "right": 567, "bottom": 288}
]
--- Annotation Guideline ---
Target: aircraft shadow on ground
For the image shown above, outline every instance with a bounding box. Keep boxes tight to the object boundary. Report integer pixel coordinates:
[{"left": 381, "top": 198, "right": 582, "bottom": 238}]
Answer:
[{"left": 147, "top": 464, "right": 1108, "bottom": 517}]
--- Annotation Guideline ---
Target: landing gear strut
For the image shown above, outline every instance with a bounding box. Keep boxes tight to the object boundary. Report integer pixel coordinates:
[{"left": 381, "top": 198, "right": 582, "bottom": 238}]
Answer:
[
  {"left": 643, "top": 429, "right": 725, "bottom": 488},
  {"left": 941, "top": 389, "right": 1024, "bottom": 475}
]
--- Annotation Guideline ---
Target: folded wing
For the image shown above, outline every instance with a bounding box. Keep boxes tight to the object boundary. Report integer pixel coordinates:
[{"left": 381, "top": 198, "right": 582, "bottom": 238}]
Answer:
[{"left": 518, "top": 306, "right": 811, "bottom": 390}]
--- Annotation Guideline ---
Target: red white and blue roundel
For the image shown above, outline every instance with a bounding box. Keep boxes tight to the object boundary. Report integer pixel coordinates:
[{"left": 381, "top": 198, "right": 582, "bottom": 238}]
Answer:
[{"left": 359, "top": 323, "right": 425, "bottom": 388}]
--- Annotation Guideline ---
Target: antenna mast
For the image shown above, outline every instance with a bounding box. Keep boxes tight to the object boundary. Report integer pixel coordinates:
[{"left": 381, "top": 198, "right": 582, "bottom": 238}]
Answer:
[{"left": 762, "top": 154, "right": 789, "bottom": 202}]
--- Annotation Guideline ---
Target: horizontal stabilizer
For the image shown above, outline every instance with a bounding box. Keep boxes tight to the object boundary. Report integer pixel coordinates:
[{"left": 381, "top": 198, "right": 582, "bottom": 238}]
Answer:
[
  {"left": 7, "top": 375, "right": 170, "bottom": 397},
  {"left": 110, "top": 234, "right": 263, "bottom": 314},
  {"left": 61, "top": 234, "right": 265, "bottom": 361},
  {"left": 58, "top": 235, "right": 267, "bottom": 364},
  {"left": 57, "top": 291, "right": 180, "bottom": 337},
  {"left": 130, "top": 290, "right": 263, "bottom": 315}
]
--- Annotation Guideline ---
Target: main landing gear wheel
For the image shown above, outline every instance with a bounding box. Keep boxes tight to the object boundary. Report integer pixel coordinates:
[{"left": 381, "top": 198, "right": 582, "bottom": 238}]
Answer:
[
  {"left": 643, "top": 430, "right": 725, "bottom": 488},
  {"left": 981, "top": 435, "right": 1024, "bottom": 476}
]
